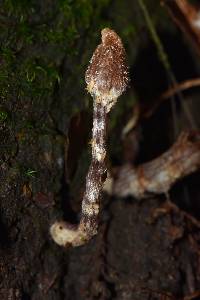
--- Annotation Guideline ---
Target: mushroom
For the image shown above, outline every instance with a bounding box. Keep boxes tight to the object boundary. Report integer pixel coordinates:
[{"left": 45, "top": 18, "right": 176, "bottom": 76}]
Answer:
[{"left": 50, "top": 28, "right": 129, "bottom": 247}]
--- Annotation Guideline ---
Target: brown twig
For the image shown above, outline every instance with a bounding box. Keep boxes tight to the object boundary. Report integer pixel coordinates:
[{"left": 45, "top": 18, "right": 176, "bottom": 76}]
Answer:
[
  {"left": 161, "top": 0, "right": 200, "bottom": 56},
  {"left": 121, "top": 77, "right": 200, "bottom": 137},
  {"left": 161, "top": 78, "right": 200, "bottom": 100},
  {"left": 143, "top": 77, "right": 200, "bottom": 119},
  {"left": 107, "top": 131, "right": 200, "bottom": 199}
]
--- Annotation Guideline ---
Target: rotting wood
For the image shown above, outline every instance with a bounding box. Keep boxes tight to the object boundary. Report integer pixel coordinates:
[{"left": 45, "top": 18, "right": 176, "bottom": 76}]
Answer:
[{"left": 104, "top": 131, "right": 200, "bottom": 198}]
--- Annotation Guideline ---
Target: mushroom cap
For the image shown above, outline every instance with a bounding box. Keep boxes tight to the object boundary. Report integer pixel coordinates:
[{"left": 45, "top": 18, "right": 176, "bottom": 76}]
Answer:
[{"left": 85, "top": 28, "right": 129, "bottom": 102}]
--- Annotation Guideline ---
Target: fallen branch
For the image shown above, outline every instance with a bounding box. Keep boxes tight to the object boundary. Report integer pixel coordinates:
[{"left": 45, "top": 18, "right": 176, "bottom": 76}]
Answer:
[
  {"left": 107, "top": 131, "right": 200, "bottom": 199},
  {"left": 143, "top": 77, "right": 200, "bottom": 119},
  {"left": 50, "top": 28, "right": 129, "bottom": 247}
]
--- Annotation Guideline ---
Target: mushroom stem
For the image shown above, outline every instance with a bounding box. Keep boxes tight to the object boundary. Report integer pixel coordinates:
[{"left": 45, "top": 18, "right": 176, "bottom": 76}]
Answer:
[{"left": 50, "top": 98, "right": 110, "bottom": 247}]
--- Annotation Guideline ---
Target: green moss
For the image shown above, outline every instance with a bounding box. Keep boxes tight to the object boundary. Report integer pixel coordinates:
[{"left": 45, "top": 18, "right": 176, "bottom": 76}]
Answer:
[
  {"left": 25, "top": 168, "right": 38, "bottom": 178},
  {"left": 0, "top": 0, "right": 113, "bottom": 111},
  {"left": 0, "top": 0, "right": 115, "bottom": 191},
  {"left": 0, "top": 110, "right": 9, "bottom": 122}
]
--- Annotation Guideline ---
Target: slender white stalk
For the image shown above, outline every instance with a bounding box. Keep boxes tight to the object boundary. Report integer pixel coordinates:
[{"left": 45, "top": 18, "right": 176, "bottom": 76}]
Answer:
[{"left": 50, "top": 28, "right": 129, "bottom": 247}]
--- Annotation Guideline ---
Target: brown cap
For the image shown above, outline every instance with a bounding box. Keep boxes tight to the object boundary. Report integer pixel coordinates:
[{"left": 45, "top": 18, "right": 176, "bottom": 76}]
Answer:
[{"left": 85, "top": 28, "right": 129, "bottom": 110}]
